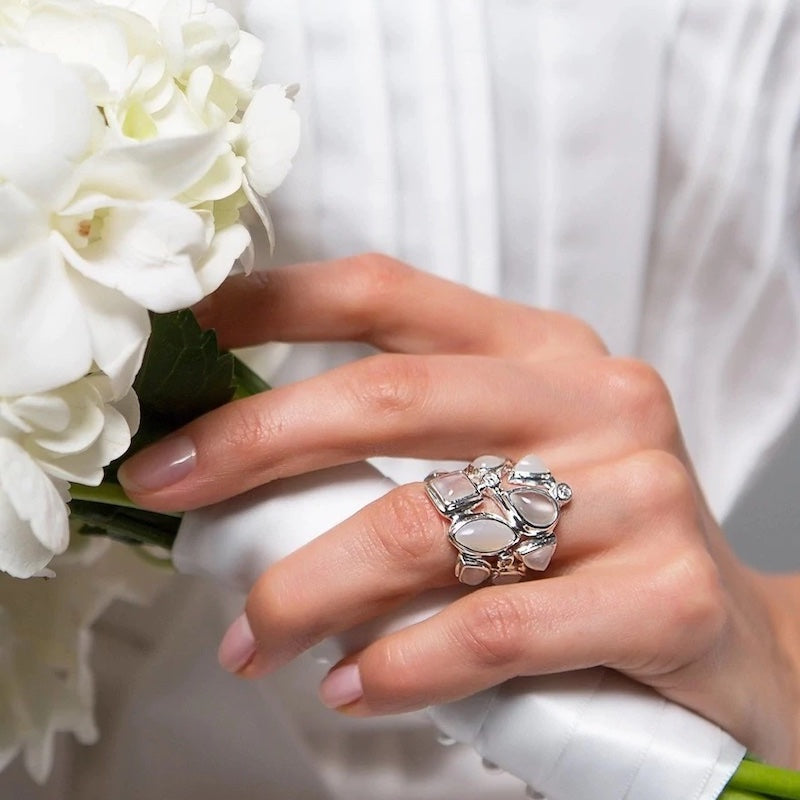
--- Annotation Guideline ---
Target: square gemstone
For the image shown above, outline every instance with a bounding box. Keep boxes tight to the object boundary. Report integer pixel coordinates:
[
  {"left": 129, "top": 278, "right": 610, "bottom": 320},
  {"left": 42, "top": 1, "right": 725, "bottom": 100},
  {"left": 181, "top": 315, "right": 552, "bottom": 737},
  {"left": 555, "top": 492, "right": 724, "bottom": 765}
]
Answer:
[{"left": 426, "top": 472, "right": 481, "bottom": 513}]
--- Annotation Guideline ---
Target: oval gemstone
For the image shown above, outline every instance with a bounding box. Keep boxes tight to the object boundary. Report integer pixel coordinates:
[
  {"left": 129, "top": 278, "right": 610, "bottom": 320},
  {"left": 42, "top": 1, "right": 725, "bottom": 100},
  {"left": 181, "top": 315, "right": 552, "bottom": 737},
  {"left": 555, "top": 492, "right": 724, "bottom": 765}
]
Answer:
[
  {"left": 452, "top": 517, "right": 517, "bottom": 555},
  {"left": 510, "top": 490, "right": 558, "bottom": 528}
]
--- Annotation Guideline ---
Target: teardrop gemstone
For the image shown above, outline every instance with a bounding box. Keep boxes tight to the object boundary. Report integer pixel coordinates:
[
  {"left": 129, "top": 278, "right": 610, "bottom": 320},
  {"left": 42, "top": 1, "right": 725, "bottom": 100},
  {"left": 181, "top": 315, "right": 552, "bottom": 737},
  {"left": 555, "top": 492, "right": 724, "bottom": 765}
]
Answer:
[
  {"left": 517, "top": 540, "right": 557, "bottom": 571},
  {"left": 452, "top": 517, "right": 517, "bottom": 555},
  {"left": 510, "top": 490, "right": 558, "bottom": 528}
]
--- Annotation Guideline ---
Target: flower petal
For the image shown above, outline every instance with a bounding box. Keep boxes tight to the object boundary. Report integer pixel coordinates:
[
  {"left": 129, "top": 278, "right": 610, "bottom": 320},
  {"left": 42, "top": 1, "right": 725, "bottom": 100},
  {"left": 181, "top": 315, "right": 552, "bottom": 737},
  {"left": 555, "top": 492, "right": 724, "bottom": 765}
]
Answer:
[
  {"left": 0, "top": 240, "right": 93, "bottom": 397},
  {"left": 195, "top": 222, "right": 251, "bottom": 296},
  {"left": 69, "top": 129, "right": 226, "bottom": 207},
  {"left": 0, "top": 440, "right": 69, "bottom": 578},
  {"left": 0, "top": 48, "right": 96, "bottom": 209},
  {"left": 58, "top": 202, "right": 210, "bottom": 312},
  {"left": 22, "top": 1, "right": 131, "bottom": 101},
  {"left": 224, "top": 29, "right": 263, "bottom": 96},
  {"left": 66, "top": 275, "right": 151, "bottom": 398},
  {"left": 239, "top": 84, "right": 300, "bottom": 196}
]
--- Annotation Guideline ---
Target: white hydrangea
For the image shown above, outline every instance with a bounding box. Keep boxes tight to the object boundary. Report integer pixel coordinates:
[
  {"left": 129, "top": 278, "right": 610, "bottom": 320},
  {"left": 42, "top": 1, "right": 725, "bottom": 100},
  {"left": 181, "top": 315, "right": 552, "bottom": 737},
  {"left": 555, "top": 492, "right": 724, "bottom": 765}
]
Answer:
[
  {"left": 0, "top": 536, "right": 167, "bottom": 782},
  {"left": 0, "top": 0, "right": 299, "bottom": 399},
  {"left": 0, "top": 375, "right": 138, "bottom": 579}
]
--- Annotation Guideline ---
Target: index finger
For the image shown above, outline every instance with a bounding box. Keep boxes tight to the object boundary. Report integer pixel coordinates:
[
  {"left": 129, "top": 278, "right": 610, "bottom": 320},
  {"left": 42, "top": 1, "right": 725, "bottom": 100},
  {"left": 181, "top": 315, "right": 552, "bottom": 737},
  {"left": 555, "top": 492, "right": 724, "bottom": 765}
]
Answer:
[{"left": 193, "top": 254, "right": 606, "bottom": 360}]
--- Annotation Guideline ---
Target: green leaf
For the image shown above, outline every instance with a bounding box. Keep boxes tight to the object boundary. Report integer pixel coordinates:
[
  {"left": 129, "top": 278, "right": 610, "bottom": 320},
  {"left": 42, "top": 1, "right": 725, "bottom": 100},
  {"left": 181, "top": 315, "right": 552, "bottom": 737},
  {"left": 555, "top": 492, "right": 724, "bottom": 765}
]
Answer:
[
  {"left": 134, "top": 310, "right": 236, "bottom": 425},
  {"left": 71, "top": 311, "right": 272, "bottom": 547}
]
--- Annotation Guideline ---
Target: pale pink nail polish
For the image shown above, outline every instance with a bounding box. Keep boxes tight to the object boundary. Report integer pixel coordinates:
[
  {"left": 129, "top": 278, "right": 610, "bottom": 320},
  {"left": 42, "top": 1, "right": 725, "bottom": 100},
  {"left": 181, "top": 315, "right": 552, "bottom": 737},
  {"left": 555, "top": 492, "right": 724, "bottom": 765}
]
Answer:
[
  {"left": 319, "top": 664, "right": 363, "bottom": 709},
  {"left": 118, "top": 435, "right": 196, "bottom": 492},
  {"left": 218, "top": 614, "right": 257, "bottom": 673}
]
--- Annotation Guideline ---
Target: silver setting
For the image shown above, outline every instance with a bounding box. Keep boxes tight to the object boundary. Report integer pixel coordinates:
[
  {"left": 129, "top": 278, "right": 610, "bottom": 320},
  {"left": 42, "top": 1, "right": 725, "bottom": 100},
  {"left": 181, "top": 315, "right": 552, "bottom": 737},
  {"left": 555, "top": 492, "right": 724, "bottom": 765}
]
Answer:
[{"left": 424, "top": 453, "right": 571, "bottom": 586}]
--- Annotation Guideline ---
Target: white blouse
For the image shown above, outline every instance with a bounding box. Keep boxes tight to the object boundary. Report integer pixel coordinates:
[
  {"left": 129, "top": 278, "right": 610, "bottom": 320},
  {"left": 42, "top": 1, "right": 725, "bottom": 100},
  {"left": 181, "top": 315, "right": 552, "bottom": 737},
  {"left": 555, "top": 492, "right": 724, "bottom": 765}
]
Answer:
[{"left": 5, "top": 1, "right": 800, "bottom": 797}]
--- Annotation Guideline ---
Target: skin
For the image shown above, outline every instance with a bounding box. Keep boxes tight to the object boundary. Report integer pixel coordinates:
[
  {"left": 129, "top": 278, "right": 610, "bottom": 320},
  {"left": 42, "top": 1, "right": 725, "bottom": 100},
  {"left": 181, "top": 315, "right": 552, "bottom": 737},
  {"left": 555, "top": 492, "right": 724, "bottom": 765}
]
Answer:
[{"left": 118, "top": 253, "right": 800, "bottom": 768}]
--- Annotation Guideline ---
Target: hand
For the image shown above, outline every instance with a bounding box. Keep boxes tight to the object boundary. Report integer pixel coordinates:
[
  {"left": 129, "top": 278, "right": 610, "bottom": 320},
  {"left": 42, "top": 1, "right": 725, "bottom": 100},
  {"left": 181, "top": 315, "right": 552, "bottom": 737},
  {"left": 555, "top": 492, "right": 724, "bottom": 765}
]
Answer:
[{"left": 118, "top": 254, "right": 800, "bottom": 767}]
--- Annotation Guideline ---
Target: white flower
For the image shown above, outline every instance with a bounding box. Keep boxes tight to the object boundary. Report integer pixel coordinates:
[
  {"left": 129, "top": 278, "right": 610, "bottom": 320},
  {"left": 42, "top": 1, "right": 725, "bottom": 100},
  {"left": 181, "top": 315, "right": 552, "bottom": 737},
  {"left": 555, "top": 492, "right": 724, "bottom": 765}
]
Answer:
[
  {"left": 0, "top": 375, "right": 137, "bottom": 579},
  {"left": 0, "top": 537, "right": 167, "bottom": 782},
  {"left": 0, "top": 46, "right": 249, "bottom": 397}
]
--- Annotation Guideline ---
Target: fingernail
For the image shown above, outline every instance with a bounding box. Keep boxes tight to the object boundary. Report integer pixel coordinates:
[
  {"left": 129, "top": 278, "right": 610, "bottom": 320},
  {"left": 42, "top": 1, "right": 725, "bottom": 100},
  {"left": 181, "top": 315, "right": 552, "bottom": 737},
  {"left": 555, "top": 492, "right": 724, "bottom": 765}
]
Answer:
[
  {"left": 319, "top": 664, "right": 363, "bottom": 709},
  {"left": 118, "top": 435, "right": 196, "bottom": 492},
  {"left": 218, "top": 614, "right": 257, "bottom": 673}
]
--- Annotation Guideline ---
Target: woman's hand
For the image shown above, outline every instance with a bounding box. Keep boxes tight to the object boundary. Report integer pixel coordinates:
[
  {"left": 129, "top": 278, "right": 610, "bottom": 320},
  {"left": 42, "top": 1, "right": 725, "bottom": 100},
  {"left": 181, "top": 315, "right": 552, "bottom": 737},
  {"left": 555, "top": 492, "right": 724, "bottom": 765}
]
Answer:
[{"left": 118, "top": 254, "right": 800, "bottom": 768}]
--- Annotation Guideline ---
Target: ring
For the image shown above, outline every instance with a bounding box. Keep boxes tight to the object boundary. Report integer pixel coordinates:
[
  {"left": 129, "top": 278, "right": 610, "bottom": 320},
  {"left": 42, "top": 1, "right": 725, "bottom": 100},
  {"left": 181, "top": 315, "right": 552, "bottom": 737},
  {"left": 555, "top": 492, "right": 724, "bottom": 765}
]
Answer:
[{"left": 424, "top": 454, "right": 572, "bottom": 586}]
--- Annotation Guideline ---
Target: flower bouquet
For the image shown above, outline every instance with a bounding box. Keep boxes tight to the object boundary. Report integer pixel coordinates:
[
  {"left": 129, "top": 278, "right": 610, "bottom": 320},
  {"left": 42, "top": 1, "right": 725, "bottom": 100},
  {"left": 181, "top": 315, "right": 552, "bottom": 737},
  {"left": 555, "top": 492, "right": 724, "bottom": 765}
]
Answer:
[
  {"left": 0, "top": 0, "right": 297, "bottom": 779},
  {"left": 0, "top": 1, "right": 798, "bottom": 797}
]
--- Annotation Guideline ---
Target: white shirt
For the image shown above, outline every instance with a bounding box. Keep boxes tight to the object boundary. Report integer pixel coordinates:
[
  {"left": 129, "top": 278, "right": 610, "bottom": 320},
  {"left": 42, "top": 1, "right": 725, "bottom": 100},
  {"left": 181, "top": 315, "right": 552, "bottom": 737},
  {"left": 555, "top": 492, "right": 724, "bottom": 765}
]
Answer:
[{"left": 5, "top": 1, "right": 799, "bottom": 797}]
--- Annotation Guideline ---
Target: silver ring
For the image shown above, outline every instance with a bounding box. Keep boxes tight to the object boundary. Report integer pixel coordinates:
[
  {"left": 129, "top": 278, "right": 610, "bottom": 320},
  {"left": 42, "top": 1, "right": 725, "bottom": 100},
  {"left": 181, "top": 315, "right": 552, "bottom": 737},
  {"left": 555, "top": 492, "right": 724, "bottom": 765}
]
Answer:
[{"left": 424, "top": 454, "right": 572, "bottom": 586}]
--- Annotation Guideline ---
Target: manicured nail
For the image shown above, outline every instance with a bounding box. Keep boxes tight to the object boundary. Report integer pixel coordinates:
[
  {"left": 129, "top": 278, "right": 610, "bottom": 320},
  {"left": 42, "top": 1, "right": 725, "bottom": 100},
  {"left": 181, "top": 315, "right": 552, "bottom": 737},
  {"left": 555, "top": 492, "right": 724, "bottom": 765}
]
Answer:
[
  {"left": 218, "top": 614, "right": 257, "bottom": 673},
  {"left": 319, "top": 664, "right": 363, "bottom": 709},
  {"left": 118, "top": 435, "right": 196, "bottom": 492}
]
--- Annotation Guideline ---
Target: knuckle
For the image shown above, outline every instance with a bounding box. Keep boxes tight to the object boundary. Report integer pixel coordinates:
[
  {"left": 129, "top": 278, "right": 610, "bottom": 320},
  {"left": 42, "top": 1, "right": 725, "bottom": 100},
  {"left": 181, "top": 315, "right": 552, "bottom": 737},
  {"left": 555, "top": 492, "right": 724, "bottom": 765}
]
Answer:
[
  {"left": 653, "top": 553, "right": 728, "bottom": 653},
  {"left": 455, "top": 593, "right": 528, "bottom": 668},
  {"left": 352, "top": 354, "right": 431, "bottom": 419},
  {"left": 604, "top": 359, "right": 680, "bottom": 445},
  {"left": 216, "top": 400, "right": 286, "bottom": 473},
  {"left": 367, "top": 485, "right": 443, "bottom": 566},
  {"left": 341, "top": 253, "right": 414, "bottom": 334},
  {"left": 360, "top": 641, "right": 421, "bottom": 708},
  {"left": 543, "top": 311, "right": 609, "bottom": 355},
  {"left": 626, "top": 449, "right": 696, "bottom": 515},
  {"left": 246, "top": 574, "right": 294, "bottom": 639}
]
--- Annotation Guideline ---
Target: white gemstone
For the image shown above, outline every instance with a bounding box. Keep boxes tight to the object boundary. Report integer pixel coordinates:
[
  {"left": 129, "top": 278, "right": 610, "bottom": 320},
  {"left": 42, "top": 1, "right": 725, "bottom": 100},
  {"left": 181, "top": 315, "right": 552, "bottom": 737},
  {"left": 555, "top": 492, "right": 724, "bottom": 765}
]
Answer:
[
  {"left": 510, "top": 490, "right": 558, "bottom": 528},
  {"left": 436, "top": 733, "right": 457, "bottom": 747},
  {"left": 557, "top": 482, "right": 572, "bottom": 502},
  {"left": 470, "top": 454, "right": 506, "bottom": 470},
  {"left": 456, "top": 559, "right": 491, "bottom": 586},
  {"left": 513, "top": 453, "right": 550, "bottom": 476},
  {"left": 452, "top": 517, "right": 517, "bottom": 555},
  {"left": 428, "top": 472, "right": 478, "bottom": 509},
  {"left": 518, "top": 540, "right": 556, "bottom": 571}
]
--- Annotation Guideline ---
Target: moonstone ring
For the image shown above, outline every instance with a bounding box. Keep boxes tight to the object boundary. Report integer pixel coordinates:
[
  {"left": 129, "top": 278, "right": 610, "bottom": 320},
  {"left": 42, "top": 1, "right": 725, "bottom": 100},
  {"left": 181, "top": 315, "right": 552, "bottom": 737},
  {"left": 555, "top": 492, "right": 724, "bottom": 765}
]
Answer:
[{"left": 424, "top": 454, "right": 572, "bottom": 586}]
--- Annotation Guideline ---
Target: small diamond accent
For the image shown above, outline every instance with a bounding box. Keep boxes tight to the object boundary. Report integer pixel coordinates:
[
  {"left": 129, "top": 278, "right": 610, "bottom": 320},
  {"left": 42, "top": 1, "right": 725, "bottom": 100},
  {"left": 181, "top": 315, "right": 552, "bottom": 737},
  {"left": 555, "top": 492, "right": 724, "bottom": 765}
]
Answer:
[
  {"left": 556, "top": 482, "right": 572, "bottom": 502},
  {"left": 436, "top": 733, "right": 457, "bottom": 747},
  {"left": 477, "top": 470, "right": 501, "bottom": 489}
]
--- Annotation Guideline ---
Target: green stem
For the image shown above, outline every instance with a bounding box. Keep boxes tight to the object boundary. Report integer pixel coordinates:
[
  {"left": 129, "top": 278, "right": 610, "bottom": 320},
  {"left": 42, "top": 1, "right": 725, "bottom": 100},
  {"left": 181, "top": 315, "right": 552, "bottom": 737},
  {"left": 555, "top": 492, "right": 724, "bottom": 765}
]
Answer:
[
  {"left": 233, "top": 355, "right": 271, "bottom": 398},
  {"left": 69, "top": 482, "right": 182, "bottom": 518},
  {"left": 719, "top": 790, "right": 774, "bottom": 800},
  {"left": 725, "top": 760, "right": 800, "bottom": 799}
]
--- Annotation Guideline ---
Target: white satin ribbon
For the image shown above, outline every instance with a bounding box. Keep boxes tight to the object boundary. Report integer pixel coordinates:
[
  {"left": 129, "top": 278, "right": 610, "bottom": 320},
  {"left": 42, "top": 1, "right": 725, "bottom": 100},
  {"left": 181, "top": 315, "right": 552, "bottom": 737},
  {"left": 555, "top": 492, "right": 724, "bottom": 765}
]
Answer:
[{"left": 173, "top": 461, "right": 745, "bottom": 800}]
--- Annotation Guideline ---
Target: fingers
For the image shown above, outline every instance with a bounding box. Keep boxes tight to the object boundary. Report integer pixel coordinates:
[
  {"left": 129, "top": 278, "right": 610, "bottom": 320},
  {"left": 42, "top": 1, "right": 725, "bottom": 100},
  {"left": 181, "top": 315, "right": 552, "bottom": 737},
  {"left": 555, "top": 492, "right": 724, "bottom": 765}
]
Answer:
[
  {"left": 320, "top": 539, "right": 725, "bottom": 717},
  {"left": 230, "top": 451, "right": 703, "bottom": 680},
  {"left": 117, "top": 354, "right": 577, "bottom": 511},
  {"left": 193, "top": 254, "right": 607, "bottom": 359},
  {"left": 119, "top": 352, "right": 680, "bottom": 512}
]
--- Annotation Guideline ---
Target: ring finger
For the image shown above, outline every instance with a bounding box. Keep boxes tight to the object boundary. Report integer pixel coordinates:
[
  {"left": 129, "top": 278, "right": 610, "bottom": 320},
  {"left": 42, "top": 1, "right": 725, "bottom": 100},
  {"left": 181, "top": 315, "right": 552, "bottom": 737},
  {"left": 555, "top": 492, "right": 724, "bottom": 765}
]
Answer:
[{"left": 225, "top": 450, "right": 686, "bottom": 678}]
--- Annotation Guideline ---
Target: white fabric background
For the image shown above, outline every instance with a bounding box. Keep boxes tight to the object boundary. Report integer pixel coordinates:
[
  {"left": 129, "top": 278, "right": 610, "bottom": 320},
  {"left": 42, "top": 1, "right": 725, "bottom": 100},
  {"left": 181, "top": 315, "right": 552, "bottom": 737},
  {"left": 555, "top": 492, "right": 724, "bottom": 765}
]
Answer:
[{"left": 4, "top": 0, "right": 800, "bottom": 797}]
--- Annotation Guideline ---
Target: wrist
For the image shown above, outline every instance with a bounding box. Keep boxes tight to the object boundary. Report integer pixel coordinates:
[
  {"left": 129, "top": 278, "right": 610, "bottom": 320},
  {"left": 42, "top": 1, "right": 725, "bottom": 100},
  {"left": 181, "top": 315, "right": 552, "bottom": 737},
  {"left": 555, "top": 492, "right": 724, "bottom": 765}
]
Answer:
[{"left": 745, "top": 569, "right": 800, "bottom": 768}]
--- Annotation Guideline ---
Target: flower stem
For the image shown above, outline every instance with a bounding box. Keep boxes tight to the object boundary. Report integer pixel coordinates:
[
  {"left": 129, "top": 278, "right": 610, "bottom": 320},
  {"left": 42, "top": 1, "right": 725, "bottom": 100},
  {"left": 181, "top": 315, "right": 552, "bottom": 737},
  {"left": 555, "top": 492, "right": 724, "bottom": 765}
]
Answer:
[
  {"left": 719, "top": 791, "right": 774, "bottom": 800},
  {"left": 724, "top": 759, "right": 800, "bottom": 799},
  {"left": 69, "top": 482, "right": 182, "bottom": 517}
]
